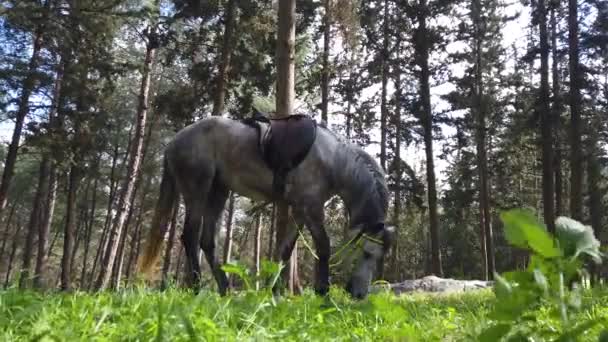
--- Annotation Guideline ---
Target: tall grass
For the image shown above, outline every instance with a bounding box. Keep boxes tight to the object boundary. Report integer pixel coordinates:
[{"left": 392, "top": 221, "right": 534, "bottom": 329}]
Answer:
[{"left": 1, "top": 286, "right": 606, "bottom": 341}]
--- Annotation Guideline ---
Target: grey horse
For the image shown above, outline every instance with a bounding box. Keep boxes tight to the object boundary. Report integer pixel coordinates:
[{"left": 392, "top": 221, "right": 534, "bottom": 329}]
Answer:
[{"left": 137, "top": 116, "right": 394, "bottom": 299}]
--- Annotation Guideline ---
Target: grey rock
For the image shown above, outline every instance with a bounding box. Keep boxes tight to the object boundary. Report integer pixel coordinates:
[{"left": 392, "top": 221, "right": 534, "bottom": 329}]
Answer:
[{"left": 371, "top": 275, "right": 493, "bottom": 295}]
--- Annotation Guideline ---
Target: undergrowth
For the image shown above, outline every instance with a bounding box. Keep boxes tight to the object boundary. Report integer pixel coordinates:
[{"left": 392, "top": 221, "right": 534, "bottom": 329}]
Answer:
[
  {"left": 0, "top": 285, "right": 606, "bottom": 341},
  {"left": 2, "top": 210, "right": 608, "bottom": 341}
]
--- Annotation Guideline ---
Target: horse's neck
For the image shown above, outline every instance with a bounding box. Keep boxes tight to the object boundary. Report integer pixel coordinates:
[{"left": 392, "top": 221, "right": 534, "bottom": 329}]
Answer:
[{"left": 333, "top": 150, "right": 383, "bottom": 227}]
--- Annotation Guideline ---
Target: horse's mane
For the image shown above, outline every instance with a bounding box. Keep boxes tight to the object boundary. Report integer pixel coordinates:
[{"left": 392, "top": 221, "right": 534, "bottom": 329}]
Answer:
[{"left": 318, "top": 126, "right": 389, "bottom": 216}]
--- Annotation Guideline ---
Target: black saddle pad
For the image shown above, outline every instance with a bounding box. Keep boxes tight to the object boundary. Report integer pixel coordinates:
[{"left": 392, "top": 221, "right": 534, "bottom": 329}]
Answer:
[{"left": 241, "top": 112, "right": 317, "bottom": 195}]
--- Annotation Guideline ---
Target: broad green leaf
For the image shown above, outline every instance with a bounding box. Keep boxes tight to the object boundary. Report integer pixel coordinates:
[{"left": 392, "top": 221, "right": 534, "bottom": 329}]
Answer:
[
  {"left": 478, "top": 323, "right": 512, "bottom": 342},
  {"left": 221, "top": 262, "right": 251, "bottom": 290},
  {"left": 501, "top": 209, "right": 560, "bottom": 258},
  {"left": 493, "top": 273, "right": 512, "bottom": 300},
  {"left": 555, "top": 217, "right": 602, "bottom": 263}
]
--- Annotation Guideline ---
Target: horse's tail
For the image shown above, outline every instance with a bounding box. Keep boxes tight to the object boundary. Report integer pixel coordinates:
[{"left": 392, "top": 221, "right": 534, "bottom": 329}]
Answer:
[{"left": 137, "top": 155, "right": 177, "bottom": 278}]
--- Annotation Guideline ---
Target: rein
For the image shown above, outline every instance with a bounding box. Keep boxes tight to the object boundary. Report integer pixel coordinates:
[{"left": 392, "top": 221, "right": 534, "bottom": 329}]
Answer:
[{"left": 290, "top": 214, "right": 384, "bottom": 270}]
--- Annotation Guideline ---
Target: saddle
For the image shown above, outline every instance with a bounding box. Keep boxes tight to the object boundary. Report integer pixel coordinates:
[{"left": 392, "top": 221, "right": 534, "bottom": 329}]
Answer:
[{"left": 242, "top": 110, "right": 317, "bottom": 196}]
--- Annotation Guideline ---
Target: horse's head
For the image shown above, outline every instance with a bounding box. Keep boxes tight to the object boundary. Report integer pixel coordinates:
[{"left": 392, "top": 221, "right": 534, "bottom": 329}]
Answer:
[{"left": 344, "top": 222, "right": 395, "bottom": 299}]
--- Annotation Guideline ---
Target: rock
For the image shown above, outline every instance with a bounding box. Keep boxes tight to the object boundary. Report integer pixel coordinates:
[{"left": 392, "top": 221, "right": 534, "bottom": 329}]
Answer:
[{"left": 371, "top": 275, "right": 493, "bottom": 295}]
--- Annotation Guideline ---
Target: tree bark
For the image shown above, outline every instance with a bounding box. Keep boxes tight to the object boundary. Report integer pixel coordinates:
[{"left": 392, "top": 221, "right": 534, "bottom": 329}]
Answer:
[
  {"left": 95, "top": 32, "right": 157, "bottom": 290},
  {"left": 267, "top": 204, "right": 276, "bottom": 261},
  {"left": 551, "top": 5, "right": 563, "bottom": 217},
  {"left": 568, "top": 0, "right": 583, "bottom": 220},
  {"left": 111, "top": 176, "right": 140, "bottom": 289},
  {"left": 161, "top": 202, "right": 180, "bottom": 289},
  {"left": 60, "top": 164, "right": 81, "bottom": 291},
  {"left": 0, "top": 202, "right": 18, "bottom": 266},
  {"left": 0, "top": 1, "right": 49, "bottom": 215},
  {"left": 472, "top": 0, "right": 493, "bottom": 280},
  {"left": 125, "top": 212, "right": 143, "bottom": 282},
  {"left": 89, "top": 141, "right": 121, "bottom": 287},
  {"left": 126, "top": 176, "right": 153, "bottom": 282},
  {"left": 4, "top": 224, "right": 21, "bottom": 288},
  {"left": 254, "top": 214, "right": 262, "bottom": 290},
  {"left": 391, "top": 67, "right": 402, "bottom": 280},
  {"left": 275, "top": 0, "right": 300, "bottom": 292},
  {"left": 80, "top": 173, "right": 99, "bottom": 288},
  {"left": 538, "top": 0, "right": 556, "bottom": 233},
  {"left": 34, "top": 56, "right": 64, "bottom": 289},
  {"left": 212, "top": 0, "right": 236, "bottom": 116},
  {"left": 223, "top": 193, "right": 236, "bottom": 264},
  {"left": 320, "top": 0, "right": 331, "bottom": 123},
  {"left": 69, "top": 201, "right": 87, "bottom": 285},
  {"left": 587, "top": 116, "right": 602, "bottom": 280},
  {"left": 416, "top": 0, "right": 442, "bottom": 276},
  {"left": 379, "top": 0, "right": 390, "bottom": 171},
  {"left": 19, "top": 158, "right": 50, "bottom": 288}
]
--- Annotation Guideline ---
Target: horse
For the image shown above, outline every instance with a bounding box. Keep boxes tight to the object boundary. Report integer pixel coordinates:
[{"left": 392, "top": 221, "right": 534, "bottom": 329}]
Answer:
[{"left": 137, "top": 115, "right": 394, "bottom": 299}]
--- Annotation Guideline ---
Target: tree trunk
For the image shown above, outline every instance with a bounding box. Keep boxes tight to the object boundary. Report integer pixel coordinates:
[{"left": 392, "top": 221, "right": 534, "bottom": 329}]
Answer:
[
  {"left": 345, "top": 49, "right": 354, "bottom": 140},
  {"left": 125, "top": 213, "right": 143, "bottom": 282},
  {"left": 587, "top": 117, "right": 602, "bottom": 281},
  {"left": 568, "top": 0, "right": 582, "bottom": 221},
  {"left": 416, "top": 0, "right": 442, "bottom": 276},
  {"left": 69, "top": 203, "right": 87, "bottom": 285},
  {"left": 289, "top": 242, "right": 301, "bottom": 293},
  {"left": 472, "top": 0, "right": 492, "bottom": 280},
  {"left": 89, "top": 141, "right": 121, "bottom": 287},
  {"left": 267, "top": 204, "right": 276, "bottom": 260},
  {"left": 88, "top": 218, "right": 109, "bottom": 288},
  {"left": 379, "top": 0, "right": 390, "bottom": 171},
  {"left": 4, "top": 224, "right": 21, "bottom": 287},
  {"left": 254, "top": 214, "right": 262, "bottom": 290},
  {"left": 103, "top": 142, "right": 122, "bottom": 235},
  {"left": 20, "top": 158, "right": 51, "bottom": 288},
  {"left": 320, "top": 0, "right": 331, "bottom": 123},
  {"left": 126, "top": 176, "right": 153, "bottom": 282},
  {"left": 95, "top": 33, "right": 157, "bottom": 290},
  {"left": 34, "top": 56, "right": 64, "bottom": 289},
  {"left": 538, "top": 0, "right": 556, "bottom": 233},
  {"left": 60, "top": 164, "right": 81, "bottom": 291},
  {"left": 0, "top": 202, "right": 19, "bottom": 266},
  {"left": 223, "top": 193, "right": 236, "bottom": 264},
  {"left": 80, "top": 173, "right": 99, "bottom": 288},
  {"left": 391, "top": 67, "right": 402, "bottom": 280},
  {"left": 551, "top": 5, "right": 563, "bottom": 217},
  {"left": 212, "top": 0, "right": 236, "bottom": 116},
  {"left": 111, "top": 176, "right": 141, "bottom": 289},
  {"left": 47, "top": 216, "right": 62, "bottom": 259},
  {"left": 275, "top": 0, "right": 300, "bottom": 292},
  {"left": 161, "top": 202, "right": 180, "bottom": 289},
  {"left": 0, "top": 2, "right": 49, "bottom": 215}
]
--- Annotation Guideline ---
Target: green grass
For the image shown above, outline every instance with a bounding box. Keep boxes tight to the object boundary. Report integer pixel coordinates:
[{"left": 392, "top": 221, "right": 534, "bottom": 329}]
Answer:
[{"left": 0, "top": 286, "right": 606, "bottom": 341}]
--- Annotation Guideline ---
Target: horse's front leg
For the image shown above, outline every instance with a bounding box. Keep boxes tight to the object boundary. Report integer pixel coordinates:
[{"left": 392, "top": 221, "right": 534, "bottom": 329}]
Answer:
[{"left": 294, "top": 206, "right": 330, "bottom": 296}]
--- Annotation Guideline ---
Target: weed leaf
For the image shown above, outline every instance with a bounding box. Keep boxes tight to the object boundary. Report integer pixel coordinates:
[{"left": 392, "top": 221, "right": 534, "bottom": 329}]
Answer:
[{"left": 501, "top": 209, "right": 560, "bottom": 258}]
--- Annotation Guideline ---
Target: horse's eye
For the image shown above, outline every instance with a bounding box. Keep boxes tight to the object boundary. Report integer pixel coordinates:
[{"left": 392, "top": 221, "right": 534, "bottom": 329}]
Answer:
[{"left": 363, "top": 251, "right": 373, "bottom": 259}]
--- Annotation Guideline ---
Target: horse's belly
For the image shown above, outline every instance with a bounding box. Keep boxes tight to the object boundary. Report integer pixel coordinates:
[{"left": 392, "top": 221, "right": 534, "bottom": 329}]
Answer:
[{"left": 219, "top": 167, "right": 274, "bottom": 202}]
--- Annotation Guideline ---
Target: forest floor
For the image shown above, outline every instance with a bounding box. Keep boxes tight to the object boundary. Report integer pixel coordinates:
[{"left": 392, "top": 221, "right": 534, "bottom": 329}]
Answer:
[{"left": 1, "top": 286, "right": 607, "bottom": 341}]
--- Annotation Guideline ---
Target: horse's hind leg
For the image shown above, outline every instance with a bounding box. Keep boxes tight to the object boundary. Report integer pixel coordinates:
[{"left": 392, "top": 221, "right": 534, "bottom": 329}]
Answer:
[
  {"left": 200, "top": 181, "right": 230, "bottom": 296},
  {"left": 181, "top": 199, "right": 205, "bottom": 290}
]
